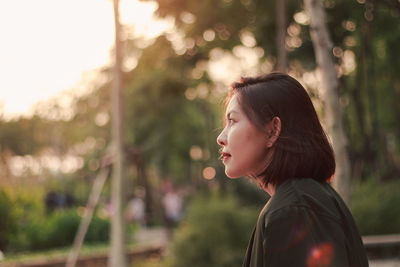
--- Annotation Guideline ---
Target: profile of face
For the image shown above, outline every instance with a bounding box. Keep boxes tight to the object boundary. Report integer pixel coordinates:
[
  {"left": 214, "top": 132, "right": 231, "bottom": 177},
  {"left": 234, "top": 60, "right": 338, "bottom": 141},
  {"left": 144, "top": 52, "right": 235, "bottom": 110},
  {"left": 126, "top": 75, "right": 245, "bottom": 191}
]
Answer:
[{"left": 217, "top": 94, "right": 278, "bottom": 179}]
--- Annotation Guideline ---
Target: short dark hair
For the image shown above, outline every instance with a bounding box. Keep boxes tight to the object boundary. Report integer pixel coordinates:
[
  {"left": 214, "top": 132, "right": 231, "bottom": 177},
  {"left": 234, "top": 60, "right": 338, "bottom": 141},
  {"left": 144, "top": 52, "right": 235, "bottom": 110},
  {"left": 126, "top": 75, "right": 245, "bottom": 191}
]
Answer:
[{"left": 226, "top": 72, "right": 335, "bottom": 187}]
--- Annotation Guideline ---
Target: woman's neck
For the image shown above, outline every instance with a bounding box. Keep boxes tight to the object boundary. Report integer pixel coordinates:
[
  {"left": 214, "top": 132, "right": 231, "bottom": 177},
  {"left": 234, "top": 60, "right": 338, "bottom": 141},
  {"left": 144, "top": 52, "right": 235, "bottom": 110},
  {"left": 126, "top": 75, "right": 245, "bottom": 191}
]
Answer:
[{"left": 264, "top": 183, "right": 276, "bottom": 196}]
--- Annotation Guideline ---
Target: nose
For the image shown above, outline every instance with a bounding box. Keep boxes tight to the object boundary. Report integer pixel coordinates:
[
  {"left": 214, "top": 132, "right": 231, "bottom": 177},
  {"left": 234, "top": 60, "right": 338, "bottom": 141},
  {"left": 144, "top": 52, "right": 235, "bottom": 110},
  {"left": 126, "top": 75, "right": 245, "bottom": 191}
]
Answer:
[{"left": 217, "top": 128, "right": 226, "bottom": 146}]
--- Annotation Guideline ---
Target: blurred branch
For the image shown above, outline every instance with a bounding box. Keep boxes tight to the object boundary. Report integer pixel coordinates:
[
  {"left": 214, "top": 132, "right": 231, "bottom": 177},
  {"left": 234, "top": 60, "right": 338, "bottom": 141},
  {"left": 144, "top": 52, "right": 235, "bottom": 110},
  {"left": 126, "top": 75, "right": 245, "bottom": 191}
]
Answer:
[{"left": 66, "top": 166, "right": 110, "bottom": 267}]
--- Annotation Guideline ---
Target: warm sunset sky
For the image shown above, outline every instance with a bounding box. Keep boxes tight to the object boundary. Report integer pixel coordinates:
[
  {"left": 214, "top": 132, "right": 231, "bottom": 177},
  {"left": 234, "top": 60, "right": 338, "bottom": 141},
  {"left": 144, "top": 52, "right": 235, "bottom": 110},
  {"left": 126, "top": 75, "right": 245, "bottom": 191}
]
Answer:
[{"left": 0, "top": 0, "right": 170, "bottom": 119}]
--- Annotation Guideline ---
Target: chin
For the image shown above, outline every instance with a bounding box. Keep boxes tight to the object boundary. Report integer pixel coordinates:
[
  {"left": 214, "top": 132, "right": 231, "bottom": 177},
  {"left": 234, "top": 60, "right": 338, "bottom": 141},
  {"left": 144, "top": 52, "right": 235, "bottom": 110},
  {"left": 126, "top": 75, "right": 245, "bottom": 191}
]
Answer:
[{"left": 225, "top": 169, "right": 243, "bottom": 179}]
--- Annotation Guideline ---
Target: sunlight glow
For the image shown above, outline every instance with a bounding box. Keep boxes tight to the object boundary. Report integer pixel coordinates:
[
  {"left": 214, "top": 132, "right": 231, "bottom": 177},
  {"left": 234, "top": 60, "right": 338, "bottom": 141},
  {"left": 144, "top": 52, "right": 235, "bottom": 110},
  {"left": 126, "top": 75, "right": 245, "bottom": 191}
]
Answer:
[
  {"left": 9, "top": 154, "right": 85, "bottom": 176},
  {"left": 240, "top": 30, "right": 257, "bottom": 48},
  {"left": 0, "top": 0, "right": 171, "bottom": 119},
  {"left": 8, "top": 136, "right": 105, "bottom": 176},
  {"left": 208, "top": 46, "right": 264, "bottom": 86}
]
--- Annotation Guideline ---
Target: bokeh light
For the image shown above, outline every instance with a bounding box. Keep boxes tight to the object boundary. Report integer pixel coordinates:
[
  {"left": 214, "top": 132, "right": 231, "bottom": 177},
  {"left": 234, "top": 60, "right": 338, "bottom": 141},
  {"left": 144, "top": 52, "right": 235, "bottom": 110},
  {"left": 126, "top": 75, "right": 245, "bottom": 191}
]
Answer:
[
  {"left": 202, "top": 167, "right": 216, "bottom": 180},
  {"left": 190, "top": 146, "right": 203, "bottom": 160}
]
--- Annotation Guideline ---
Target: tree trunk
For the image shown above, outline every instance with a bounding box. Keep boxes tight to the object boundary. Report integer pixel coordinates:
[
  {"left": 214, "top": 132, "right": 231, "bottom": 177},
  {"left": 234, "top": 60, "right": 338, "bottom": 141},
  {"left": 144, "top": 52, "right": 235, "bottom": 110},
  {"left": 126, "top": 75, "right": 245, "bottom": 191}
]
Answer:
[
  {"left": 362, "top": 2, "right": 383, "bottom": 175},
  {"left": 351, "top": 45, "right": 372, "bottom": 179},
  {"left": 276, "top": 0, "right": 287, "bottom": 72},
  {"left": 109, "top": 0, "right": 127, "bottom": 266},
  {"left": 304, "top": 0, "right": 352, "bottom": 204}
]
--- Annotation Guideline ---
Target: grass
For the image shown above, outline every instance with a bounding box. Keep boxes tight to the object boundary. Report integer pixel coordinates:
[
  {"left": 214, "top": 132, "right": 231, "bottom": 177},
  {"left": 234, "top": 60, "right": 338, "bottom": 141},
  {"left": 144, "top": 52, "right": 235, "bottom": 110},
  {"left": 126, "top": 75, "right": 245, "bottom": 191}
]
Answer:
[{"left": 0, "top": 242, "right": 143, "bottom": 265}]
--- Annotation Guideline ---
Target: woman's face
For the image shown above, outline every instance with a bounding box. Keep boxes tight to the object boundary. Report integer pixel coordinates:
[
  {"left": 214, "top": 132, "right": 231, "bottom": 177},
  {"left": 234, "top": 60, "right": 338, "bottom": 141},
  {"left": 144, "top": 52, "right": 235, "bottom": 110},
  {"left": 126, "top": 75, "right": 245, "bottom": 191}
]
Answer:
[{"left": 217, "top": 94, "right": 270, "bottom": 178}]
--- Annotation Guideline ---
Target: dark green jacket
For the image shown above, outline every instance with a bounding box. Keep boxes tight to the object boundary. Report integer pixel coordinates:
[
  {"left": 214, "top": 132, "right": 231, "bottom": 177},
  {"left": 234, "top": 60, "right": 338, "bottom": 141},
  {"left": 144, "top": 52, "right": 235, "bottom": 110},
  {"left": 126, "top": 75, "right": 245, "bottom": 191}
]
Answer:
[{"left": 243, "top": 178, "right": 369, "bottom": 267}]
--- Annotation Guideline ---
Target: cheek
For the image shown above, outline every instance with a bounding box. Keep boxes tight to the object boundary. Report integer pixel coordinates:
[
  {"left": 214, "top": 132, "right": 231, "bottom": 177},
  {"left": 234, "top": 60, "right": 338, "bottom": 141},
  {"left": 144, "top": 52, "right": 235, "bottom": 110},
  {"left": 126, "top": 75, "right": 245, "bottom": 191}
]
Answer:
[
  {"left": 240, "top": 129, "right": 268, "bottom": 164},
  {"left": 227, "top": 124, "right": 249, "bottom": 147},
  {"left": 228, "top": 123, "right": 264, "bottom": 152},
  {"left": 237, "top": 126, "right": 265, "bottom": 150}
]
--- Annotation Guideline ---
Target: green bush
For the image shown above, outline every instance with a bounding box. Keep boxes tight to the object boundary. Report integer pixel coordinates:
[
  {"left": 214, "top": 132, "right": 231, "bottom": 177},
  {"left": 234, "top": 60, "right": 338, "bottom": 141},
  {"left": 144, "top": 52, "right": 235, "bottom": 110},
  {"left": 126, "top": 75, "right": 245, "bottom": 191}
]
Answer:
[
  {"left": 0, "top": 185, "right": 44, "bottom": 252},
  {"left": 26, "top": 209, "right": 110, "bottom": 251},
  {"left": 5, "top": 206, "right": 110, "bottom": 252},
  {"left": 46, "top": 209, "right": 81, "bottom": 248},
  {"left": 0, "top": 183, "right": 112, "bottom": 252},
  {"left": 85, "top": 214, "right": 110, "bottom": 244},
  {"left": 167, "top": 192, "right": 258, "bottom": 267},
  {"left": 0, "top": 191, "right": 16, "bottom": 251},
  {"left": 351, "top": 178, "right": 400, "bottom": 235}
]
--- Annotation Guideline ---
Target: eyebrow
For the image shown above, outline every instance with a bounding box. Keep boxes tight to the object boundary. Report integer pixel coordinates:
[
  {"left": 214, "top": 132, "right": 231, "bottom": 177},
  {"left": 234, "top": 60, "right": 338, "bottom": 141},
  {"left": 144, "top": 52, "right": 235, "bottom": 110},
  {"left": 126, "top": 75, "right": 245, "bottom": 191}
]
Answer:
[{"left": 226, "top": 110, "right": 238, "bottom": 118}]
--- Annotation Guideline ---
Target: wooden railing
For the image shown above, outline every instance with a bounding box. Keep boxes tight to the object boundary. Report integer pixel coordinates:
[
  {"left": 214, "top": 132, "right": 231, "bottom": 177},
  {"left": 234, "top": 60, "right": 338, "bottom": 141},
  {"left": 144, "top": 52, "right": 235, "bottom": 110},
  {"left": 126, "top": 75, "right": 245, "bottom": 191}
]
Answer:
[
  {"left": 363, "top": 234, "right": 400, "bottom": 248},
  {"left": 362, "top": 234, "right": 400, "bottom": 259}
]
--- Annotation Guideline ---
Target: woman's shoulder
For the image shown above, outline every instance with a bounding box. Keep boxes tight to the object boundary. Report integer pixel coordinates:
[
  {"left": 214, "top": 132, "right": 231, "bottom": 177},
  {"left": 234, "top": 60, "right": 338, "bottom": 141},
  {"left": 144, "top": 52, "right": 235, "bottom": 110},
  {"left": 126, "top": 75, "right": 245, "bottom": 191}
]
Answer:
[{"left": 259, "top": 178, "right": 342, "bottom": 226}]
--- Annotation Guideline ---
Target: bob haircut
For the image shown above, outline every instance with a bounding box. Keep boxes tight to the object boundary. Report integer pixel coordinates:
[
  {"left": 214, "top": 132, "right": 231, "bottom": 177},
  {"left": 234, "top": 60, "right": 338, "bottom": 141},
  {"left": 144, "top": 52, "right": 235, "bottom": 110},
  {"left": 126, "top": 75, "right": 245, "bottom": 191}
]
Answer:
[{"left": 226, "top": 72, "right": 335, "bottom": 187}]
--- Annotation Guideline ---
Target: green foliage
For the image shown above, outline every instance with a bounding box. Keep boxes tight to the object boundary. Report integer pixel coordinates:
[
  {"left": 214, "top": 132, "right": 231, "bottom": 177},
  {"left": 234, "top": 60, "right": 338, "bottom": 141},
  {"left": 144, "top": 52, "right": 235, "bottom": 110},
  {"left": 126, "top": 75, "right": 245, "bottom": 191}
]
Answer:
[
  {"left": 167, "top": 192, "right": 258, "bottom": 267},
  {"left": 0, "top": 186, "right": 110, "bottom": 252},
  {"left": 9, "top": 208, "right": 110, "bottom": 252},
  {"left": 352, "top": 178, "right": 400, "bottom": 235},
  {"left": 0, "top": 185, "right": 45, "bottom": 251},
  {"left": 44, "top": 210, "right": 81, "bottom": 249},
  {"left": 225, "top": 178, "right": 270, "bottom": 207},
  {"left": 0, "top": 191, "right": 16, "bottom": 251},
  {"left": 123, "top": 36, "right": 219, "bottom": 183},
  {"left": 0, "top": 116, "right": 50, "bottom": 155},
  {"left": 85, "top": 215, "right": 110, "bottom": 244}
]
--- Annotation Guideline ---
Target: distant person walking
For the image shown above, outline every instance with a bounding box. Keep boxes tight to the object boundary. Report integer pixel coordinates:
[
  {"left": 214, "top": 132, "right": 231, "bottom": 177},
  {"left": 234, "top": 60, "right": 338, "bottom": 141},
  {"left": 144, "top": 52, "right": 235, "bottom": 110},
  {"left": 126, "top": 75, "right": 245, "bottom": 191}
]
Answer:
[
  {"left": 126, "top": 189, "right": 146, "bottom": 227},
  {"left": 162, "top": 188, "right": 183, "bottom": 226}
]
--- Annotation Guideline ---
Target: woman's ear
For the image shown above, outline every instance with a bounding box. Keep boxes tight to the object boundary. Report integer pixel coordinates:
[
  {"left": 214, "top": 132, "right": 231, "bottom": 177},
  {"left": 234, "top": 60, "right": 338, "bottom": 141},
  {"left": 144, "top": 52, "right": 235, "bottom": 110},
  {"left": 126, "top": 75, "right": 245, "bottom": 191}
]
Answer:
[{"left": 265, "top": 117, "right": 281, "bottom": 147}]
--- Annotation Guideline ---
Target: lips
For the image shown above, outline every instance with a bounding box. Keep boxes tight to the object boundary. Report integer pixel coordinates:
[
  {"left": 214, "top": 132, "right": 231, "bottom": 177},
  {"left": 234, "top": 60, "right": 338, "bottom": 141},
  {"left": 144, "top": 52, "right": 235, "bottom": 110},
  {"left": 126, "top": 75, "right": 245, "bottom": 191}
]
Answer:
[{"left": 220, "top": 151, "right": 232, "bottom": 162}]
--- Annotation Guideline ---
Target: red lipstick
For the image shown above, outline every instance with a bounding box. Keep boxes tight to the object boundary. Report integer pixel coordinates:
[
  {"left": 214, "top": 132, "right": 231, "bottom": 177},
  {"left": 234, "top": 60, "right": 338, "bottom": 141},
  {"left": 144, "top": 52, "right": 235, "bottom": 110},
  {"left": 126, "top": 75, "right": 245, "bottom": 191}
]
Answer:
[{"left": 220, "top": 152, "right": 231, "bottom": 163}]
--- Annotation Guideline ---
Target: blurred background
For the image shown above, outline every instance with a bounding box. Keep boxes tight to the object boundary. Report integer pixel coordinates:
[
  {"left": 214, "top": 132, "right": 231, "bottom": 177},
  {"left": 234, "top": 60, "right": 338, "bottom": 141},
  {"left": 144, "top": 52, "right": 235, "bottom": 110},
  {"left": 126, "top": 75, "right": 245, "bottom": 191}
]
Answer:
[{"left": 0, "top": 0, "right": 400, "bottom": 266}]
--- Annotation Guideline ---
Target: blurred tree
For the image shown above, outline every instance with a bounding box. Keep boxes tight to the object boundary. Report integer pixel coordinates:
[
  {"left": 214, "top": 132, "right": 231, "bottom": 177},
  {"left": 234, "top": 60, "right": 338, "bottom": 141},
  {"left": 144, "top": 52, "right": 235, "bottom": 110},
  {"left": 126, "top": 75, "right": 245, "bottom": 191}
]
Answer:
[
  {"left": 304, "top": 0, "right": 351, "bottom": 203},
  {"left": 124, "top": 36, "right": 218, "bottom": 183},
  {"left": 109, "top": 0, "right": 127, "bottom": 266},
  {"left": 121, "top": 35, "right": 221, "bottom": 222}
]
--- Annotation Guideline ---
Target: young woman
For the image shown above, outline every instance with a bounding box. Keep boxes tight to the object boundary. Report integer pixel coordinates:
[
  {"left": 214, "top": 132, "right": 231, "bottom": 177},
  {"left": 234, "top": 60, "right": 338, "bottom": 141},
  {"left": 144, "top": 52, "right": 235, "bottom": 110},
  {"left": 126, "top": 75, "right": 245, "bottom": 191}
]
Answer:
[{"left": 217, "top": 73, "right": 369, "bottom": 267}]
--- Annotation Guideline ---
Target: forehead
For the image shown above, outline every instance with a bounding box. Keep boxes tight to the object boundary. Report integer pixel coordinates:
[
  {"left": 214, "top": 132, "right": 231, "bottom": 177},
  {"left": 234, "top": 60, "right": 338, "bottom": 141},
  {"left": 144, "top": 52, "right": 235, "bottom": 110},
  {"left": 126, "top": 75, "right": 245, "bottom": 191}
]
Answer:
[{"left": 225, "top": 94, "right": 241, "bottom": 114}]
